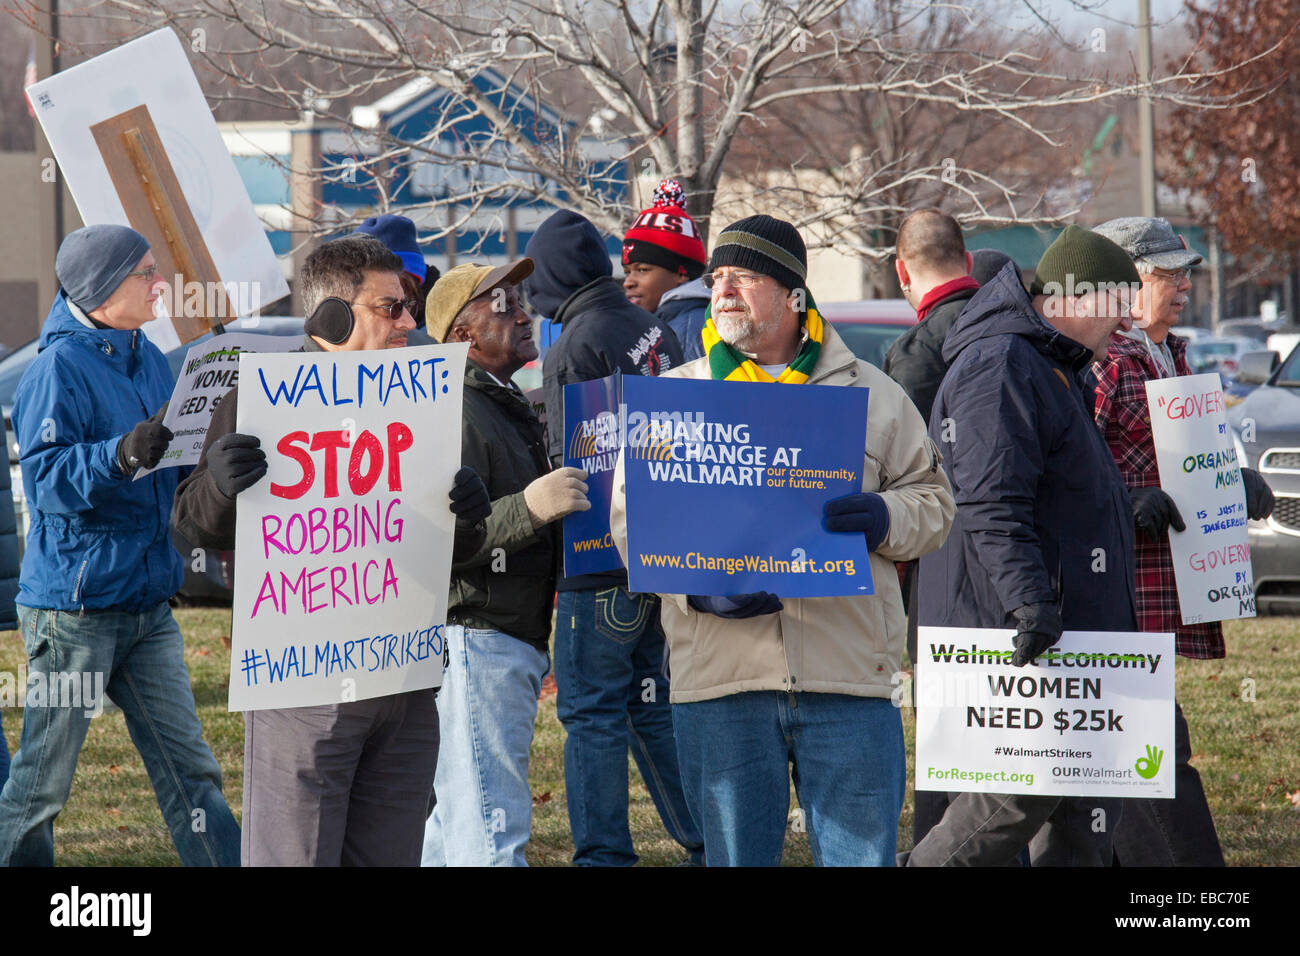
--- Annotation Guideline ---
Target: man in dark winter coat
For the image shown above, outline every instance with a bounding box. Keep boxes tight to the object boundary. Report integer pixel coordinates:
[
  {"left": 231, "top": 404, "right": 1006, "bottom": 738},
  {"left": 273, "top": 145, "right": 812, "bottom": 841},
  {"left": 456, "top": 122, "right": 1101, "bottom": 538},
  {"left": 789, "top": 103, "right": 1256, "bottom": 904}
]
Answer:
[
  {"left": 173, "top": 237, "right": 491, "bottom": 866},
  {"left": 524, "top": 210, "right": 703, "bottom": 866},
  {"left": 422, "top": 258, "right": 591, "bottom": 866},
  {"left": 883, "top": 209, "right": 978, "bottom": 424},
  {"left": 881, "top": 209, "right": 980, "bottom": 849},
  {"left": 908, "top": 225, "right": 1142, "bottom": 867}
]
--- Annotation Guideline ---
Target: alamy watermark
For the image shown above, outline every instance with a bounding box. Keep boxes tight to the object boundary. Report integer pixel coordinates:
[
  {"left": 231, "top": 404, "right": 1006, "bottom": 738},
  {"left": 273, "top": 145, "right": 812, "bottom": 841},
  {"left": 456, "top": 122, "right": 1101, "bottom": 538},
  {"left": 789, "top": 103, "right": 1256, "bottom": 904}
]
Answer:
[{"left": 0, "top": 665, "right": 106, "bottom": 718}]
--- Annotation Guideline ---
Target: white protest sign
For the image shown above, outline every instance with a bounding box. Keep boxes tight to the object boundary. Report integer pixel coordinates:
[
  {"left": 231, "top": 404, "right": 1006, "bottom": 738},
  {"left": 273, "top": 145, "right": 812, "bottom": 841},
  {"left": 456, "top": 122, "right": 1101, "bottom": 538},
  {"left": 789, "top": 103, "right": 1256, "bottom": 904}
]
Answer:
[
  {"left": 141, "top": 333, "right": 298, "bottom": 477},
  {"left": 1145, "top": 372, "right": 1256, "bottom": 624},
  {"left": 229, "top": 344, "right": 468, "bottom": 711},
  {"left": 27, "top": 29, "right": 289, "bottom": 349},
  {"left": 915, "top": 627, "right": 1175, "bottom": 798}
]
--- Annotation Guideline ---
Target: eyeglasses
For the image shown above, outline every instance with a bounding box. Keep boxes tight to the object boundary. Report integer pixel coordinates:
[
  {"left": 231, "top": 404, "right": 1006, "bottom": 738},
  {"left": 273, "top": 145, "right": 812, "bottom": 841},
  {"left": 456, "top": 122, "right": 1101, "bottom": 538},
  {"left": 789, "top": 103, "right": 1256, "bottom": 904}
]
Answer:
[
  {"left": 1148, "top": 267, "right": 1192, "bottom": 285},
  {"left": 702, "top": 270, "right": 767, "bottom": 290},
  {"left": 124, "top": 264, "right": 159, "bottom": 282},
  {"left": 354, "top": 298, "right": 417, "bottom": 321}
]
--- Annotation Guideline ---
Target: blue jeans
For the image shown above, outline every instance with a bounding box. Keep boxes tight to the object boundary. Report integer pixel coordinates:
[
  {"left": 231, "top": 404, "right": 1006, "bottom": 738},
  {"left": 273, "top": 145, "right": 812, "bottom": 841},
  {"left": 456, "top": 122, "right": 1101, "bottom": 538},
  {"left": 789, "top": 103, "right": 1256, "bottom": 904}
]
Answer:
[
  {"left": 422, "top": 625, "right": 548, "bottom": 867},
  {"left": 555, "top": 587, "right": 703, "bottom": 865},
  {"left": 672, "top": 691, "right": 905, "bottom": 866},
  {"left": 0, "top": 603, "right": 240, "bottom": 866}
]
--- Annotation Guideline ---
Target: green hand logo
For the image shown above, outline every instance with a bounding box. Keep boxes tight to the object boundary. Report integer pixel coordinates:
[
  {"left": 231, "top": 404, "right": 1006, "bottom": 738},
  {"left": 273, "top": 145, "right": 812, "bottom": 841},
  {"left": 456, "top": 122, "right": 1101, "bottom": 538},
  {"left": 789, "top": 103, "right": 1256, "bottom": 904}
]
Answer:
[{"left": 1135, "top": 744, "right": 1164, "bottom": 779}]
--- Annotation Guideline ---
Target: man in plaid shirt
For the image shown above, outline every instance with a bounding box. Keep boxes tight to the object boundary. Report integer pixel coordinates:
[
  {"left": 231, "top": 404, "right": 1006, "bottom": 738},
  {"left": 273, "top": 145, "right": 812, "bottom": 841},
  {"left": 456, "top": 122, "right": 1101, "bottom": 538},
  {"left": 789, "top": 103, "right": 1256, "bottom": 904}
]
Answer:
[{"left": 1092, "top": 217, "right": 1275, "bottom": 866}]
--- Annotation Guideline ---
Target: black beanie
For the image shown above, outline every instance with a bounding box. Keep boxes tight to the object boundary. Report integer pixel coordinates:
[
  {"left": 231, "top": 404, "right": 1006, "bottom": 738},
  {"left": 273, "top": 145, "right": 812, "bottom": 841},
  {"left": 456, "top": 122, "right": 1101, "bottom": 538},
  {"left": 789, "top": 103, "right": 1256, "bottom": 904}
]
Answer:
[
  {"left": 56, "top": 225, "right": 151, "bottom": 313},
  {"left": 522, "top": 210, "right": 612, "bottom": 318},
  {"left": 1030, "top": 225, "right": 1141, "bottom": 296},
  {"left": 707, "top": 215, "right": 807, "bottom": 292}
]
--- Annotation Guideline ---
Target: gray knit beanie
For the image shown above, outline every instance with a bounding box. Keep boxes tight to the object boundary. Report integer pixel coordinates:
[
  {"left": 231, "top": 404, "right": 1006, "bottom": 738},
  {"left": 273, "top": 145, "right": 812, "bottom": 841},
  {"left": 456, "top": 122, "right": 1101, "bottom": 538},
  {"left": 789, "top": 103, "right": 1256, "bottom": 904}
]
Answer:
[{"left": 55, "top": 225, "right": 151, "bottom": 313}]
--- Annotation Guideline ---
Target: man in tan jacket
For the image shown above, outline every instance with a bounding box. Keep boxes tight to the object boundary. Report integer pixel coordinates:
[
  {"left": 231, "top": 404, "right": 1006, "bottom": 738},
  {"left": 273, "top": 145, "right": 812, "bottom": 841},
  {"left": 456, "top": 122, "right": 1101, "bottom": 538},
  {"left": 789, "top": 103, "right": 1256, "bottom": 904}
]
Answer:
[{"left": 610, "top": 215, "right": 954, "bottom": 866}]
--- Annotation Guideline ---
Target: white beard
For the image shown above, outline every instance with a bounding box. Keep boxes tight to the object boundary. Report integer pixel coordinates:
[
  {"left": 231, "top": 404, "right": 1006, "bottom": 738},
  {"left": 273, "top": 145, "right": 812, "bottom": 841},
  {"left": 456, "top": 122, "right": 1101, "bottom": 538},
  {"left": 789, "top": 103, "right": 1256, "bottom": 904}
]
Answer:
[{"left": 713, "top": 296, "right": 781, "bottom": 355}]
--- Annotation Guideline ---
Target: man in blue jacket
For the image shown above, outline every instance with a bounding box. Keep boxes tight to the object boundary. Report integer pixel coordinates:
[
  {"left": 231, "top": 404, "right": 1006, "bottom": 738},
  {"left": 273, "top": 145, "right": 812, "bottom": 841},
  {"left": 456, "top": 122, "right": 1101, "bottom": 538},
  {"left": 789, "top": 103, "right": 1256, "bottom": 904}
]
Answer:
[
  {"left": 908, "top": 226, "right": 1141, "bottom": 866},
  {"left": 0, "top": 225, "right": 239, "bottom": 866}
]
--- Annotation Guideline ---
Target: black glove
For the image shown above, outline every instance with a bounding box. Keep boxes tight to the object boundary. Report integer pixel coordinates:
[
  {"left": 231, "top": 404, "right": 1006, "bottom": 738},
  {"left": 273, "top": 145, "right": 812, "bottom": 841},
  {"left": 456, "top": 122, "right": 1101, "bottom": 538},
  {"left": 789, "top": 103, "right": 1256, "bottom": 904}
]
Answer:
[
  {"left": 823, "top": 491, "right": 891, "bottom": 551},
  {"left": 687, "top": 592, "right": 783, "bottom": 619},
  {"left": 449, "top": 466, "right": 491, "bottom": 526},
  {"left": 1011, "top": 602, "right": 1062, "bottom": 667},
  {"left": 116, "top": 418, "right": 174, "bottom": 472},
  {"left": 208, "top": 433, "right": 267, "bottom": 499},
  {"left": 1131, "top": 486, "right": 1185, "bottom": 543},
  {"left": 1241, "top": 467, "right": 1274, "bottom": 520}
]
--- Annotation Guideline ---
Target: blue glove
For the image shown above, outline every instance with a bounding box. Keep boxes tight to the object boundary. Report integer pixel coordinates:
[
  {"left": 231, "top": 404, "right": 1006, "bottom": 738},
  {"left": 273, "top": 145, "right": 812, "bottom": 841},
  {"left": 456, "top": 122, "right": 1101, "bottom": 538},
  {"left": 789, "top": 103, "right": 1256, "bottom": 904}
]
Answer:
[
  {"left": 687, "top": 592, "right": 783, "bottom": 619},
  {"left": 823, "top": 492, "right": 891, "bottom": 551}
]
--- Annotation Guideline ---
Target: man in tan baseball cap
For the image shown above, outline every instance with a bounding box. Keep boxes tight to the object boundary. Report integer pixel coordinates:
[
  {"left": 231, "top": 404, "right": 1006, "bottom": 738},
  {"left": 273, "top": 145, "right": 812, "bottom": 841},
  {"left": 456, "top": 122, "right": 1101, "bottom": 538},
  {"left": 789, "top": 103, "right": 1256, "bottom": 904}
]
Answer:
[
  {"left": 422, "top": 258, "right": 590, "bottom": 866},
  {"left": 426, "top": 259, "right": 535, "bottom": 344}
]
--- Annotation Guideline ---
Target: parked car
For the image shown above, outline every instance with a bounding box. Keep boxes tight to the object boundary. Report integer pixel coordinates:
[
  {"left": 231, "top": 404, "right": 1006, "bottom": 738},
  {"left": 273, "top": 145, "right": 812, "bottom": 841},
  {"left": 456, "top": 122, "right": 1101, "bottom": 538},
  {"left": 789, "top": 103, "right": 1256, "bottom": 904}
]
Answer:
[
  {"left": 1217, "top": 318, "right": 1271, "bottom": 344},
  {"left": 1227, "top": 343, "right": 1300, "bottom": 613},
  {"left": 1174, "top": 325, "right": 1210, "bottom": 344},
  {"left": 1266, "top": 332, "right": 1300, "bottom": 364},
  {"left": 0, "top": 314, "right": 306, "bottom": 602},
  {"left": 817, "top": 299, "right": 917, "bottom": 368},
  {"left": 1186, "top": 336, "right": 1260, "bottom": 380}
]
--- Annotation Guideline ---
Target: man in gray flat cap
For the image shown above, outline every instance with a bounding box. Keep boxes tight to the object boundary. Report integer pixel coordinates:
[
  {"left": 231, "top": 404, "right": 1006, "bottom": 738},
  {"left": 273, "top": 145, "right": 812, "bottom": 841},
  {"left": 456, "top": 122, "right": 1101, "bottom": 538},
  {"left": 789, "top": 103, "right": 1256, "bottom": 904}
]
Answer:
[
  {"left": 0, "top": 225, "right": 240, "bottom": 866},
  {"left": 1091, "top": 216, "right": 1273, "bottom": 866}
]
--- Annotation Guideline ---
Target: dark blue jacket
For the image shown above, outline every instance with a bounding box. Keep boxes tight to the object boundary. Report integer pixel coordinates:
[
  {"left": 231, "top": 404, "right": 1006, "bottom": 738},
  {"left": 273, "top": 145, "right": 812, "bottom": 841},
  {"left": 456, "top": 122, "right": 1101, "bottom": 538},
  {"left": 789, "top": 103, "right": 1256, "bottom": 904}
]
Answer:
[
  {"left": 656, "top": 277, "right": 710, "bottom": 363},
  {"left": 13, "top": 293, "right": 184, "bottom": 612},
  {"left": 918, "top": 263, "right": 1136, "bottom": 631}
]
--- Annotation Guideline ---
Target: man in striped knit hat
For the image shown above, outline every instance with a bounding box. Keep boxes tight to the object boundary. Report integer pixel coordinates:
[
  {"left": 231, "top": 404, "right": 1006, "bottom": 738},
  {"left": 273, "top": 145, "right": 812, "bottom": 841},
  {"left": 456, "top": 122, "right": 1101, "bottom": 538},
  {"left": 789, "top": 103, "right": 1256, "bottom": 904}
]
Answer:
[{"left": 610, "top": 215, "right": 955, "bottom": 865}]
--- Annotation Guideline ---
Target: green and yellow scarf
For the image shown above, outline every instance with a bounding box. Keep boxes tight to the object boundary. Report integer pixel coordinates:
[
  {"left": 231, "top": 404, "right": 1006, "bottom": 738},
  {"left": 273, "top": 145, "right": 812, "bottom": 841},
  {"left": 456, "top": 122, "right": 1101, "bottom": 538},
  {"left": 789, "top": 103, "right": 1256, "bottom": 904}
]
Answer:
[{"left": 701, "top": 292, "right": 824, "bottom": 383}]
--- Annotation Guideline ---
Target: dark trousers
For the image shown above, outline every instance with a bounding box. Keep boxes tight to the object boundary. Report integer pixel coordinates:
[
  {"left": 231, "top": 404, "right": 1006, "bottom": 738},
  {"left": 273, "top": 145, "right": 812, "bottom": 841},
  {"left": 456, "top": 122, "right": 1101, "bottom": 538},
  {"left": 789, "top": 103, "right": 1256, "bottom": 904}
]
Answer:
[
  {"left": 906, "top": 792, "right": 1122, "bottom": 867},
  {"left": 242, "top": 688, "right": 438, "bottom": 866},
  {"left": 1113, "top": 700, "right": 1224, "bottom": 866},
  {"left": 904, "top": 561, "right": 953, "bottom": 845}
]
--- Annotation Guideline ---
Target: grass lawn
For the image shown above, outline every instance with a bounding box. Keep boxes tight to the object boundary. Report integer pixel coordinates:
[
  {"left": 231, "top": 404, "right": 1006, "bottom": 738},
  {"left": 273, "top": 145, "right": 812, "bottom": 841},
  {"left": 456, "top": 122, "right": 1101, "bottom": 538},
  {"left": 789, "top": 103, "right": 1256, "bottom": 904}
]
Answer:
[{"left": 0, "top": 608, "right": 1296, "bottom": 866}]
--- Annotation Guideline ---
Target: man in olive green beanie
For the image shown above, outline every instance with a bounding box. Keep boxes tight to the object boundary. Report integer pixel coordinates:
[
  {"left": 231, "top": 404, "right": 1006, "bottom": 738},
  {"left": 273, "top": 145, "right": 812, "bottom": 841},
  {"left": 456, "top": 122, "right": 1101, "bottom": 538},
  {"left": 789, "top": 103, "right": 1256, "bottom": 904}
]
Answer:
[
  {"left": 1029, "top": 225, "right": 1141, "bottom": 348},
  {"left": 906, "top": 224, "right": 1140, "bottom": 867}
]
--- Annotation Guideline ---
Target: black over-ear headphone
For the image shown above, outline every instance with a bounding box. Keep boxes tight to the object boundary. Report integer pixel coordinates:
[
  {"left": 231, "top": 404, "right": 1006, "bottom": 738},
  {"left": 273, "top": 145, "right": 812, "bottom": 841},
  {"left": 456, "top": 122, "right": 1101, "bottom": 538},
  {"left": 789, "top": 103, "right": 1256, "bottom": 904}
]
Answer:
[{"left": 305, "top": 297, "right": 355, "bottom": 345}]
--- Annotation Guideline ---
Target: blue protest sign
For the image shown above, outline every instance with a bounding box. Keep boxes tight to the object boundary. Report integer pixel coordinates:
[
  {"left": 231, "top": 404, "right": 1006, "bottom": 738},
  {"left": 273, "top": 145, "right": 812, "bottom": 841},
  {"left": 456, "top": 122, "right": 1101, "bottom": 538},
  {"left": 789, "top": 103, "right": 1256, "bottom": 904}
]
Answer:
[
  {"left": 563, "top": 374, "right": 624, "bottom": 576},
  {"left": 623, "top": 376, "right": 873, "bottom": 597}
]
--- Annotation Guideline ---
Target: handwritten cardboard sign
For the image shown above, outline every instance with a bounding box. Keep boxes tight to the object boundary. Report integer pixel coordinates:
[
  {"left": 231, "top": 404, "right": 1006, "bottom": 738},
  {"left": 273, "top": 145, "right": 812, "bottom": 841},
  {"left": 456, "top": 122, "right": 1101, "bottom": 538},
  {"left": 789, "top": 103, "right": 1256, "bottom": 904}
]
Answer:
[
  {"left": 229, "top": 344, "right": 468, "bottom": 711},
  {"left": 141, "top": 332, "right": 298, "bottom": 477},
  {"left": 1146, "top": 373, "right": 1256, "bottom": 625}
]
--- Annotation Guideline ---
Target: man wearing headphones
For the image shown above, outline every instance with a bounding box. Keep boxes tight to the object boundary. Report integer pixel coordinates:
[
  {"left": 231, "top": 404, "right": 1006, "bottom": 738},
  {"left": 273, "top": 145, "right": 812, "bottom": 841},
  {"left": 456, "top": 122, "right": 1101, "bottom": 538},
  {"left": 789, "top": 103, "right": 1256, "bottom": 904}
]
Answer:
[{"left": 173, "top": 236, "right": 492, "bottom": 865}]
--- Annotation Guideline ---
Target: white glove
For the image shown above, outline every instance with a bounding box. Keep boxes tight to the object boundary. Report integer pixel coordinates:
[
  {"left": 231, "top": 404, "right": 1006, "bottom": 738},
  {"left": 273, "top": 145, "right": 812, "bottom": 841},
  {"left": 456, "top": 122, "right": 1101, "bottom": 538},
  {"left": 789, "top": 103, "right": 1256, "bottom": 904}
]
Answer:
[{"left": 523, "top": 467, "right": 590, "bottom": 528}]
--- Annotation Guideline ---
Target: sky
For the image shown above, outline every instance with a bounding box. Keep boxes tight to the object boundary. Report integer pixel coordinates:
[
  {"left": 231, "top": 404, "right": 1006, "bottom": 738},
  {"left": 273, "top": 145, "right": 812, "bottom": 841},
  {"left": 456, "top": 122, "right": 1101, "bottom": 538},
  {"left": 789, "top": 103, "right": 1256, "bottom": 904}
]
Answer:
[{"left": 1019, "top": 0, "right": 1198, "bottom": 38}]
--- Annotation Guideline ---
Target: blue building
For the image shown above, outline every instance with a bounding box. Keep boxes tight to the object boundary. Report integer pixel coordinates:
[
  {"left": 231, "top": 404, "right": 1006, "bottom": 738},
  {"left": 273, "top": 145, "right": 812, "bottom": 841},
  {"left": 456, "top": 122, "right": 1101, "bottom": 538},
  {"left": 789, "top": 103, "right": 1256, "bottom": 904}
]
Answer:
[{"left": 221, "top": 67, "right": 628, "bottom": 292}]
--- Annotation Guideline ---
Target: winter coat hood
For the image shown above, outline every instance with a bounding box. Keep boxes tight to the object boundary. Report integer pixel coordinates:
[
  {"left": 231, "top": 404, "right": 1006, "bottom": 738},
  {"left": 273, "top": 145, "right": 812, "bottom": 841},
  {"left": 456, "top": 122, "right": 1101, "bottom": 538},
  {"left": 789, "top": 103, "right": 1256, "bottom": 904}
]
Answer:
[{"left": 522, "top": 211, "right": 612, "bottom": 318}]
